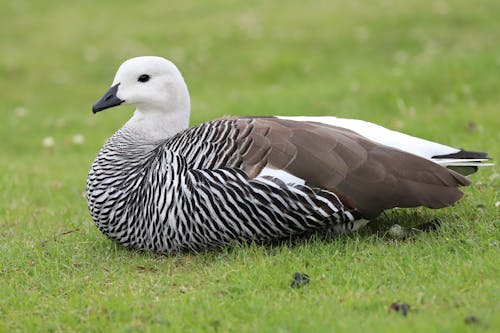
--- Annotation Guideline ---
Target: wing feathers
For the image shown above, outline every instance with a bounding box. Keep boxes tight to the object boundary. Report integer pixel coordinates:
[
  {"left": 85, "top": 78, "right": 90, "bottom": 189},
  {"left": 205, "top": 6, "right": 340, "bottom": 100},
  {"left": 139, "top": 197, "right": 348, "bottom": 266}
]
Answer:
[{"left": 232, "top": 117, "right": 471, "bottom": 217}]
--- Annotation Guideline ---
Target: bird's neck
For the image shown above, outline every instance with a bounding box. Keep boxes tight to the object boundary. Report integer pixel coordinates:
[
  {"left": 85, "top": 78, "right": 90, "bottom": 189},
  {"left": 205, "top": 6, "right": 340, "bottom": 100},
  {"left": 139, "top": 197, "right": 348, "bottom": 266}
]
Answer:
[{"left": 121, "top": 107, "right": 190, "bottom": 143}]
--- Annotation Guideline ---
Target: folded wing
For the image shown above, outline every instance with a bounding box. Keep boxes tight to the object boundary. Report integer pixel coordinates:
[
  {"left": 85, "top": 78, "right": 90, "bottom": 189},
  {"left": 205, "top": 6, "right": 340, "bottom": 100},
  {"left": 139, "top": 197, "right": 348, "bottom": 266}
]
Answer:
[{"left": 232, "top": 117, "right": 470, "bottom": 218}]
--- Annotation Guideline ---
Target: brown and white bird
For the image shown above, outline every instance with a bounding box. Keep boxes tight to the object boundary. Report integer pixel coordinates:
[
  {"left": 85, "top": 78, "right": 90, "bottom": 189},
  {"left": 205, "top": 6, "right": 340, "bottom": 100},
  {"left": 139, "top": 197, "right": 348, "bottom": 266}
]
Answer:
[{"left": 87, "top": 56, "right": 490, "bottom": 253}]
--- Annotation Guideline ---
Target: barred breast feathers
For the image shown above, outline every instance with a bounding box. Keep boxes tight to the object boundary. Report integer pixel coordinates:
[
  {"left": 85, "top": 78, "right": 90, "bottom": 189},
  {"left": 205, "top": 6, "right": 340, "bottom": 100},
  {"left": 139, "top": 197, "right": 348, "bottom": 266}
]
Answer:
[{"left": 87, "top": 119, "right": 360, "bottom": 252}]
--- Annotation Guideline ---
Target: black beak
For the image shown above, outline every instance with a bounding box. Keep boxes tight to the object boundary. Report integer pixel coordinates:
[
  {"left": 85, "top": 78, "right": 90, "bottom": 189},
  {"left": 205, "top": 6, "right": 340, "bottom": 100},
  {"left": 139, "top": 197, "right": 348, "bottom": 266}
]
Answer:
[{"left": 92, "top": 83, "right": 124, "bottom": 113}]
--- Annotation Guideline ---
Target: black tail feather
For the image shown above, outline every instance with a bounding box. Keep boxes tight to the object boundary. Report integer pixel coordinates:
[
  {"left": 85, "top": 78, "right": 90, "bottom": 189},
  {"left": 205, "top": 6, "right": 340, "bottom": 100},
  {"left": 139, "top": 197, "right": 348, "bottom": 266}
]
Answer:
[
  {"left": 432, "top": 149, "right": 492, "bottom": 176},
  {"left": 432, "top": 149, "right": 490, "bottom": 160}
]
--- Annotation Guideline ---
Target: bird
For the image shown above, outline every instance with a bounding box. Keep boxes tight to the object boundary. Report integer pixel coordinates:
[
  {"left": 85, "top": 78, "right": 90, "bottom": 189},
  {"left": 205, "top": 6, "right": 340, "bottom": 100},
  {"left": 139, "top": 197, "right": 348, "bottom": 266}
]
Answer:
[{"left": 87, "top": 56, "right": 491, "bottom": 253}]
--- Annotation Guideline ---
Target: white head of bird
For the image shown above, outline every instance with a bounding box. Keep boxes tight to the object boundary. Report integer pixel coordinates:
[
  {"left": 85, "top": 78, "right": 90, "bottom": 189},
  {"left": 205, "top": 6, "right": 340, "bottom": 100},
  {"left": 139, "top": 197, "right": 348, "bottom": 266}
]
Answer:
[{"left": 93, "top": 56, "right": 191, "bottom": 140}]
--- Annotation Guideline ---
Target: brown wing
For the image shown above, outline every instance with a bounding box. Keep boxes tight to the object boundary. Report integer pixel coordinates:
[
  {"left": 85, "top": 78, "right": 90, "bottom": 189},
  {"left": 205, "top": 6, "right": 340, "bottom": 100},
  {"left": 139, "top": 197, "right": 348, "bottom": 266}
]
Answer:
[{"left": 230, "top": 117, "right": 470, "bottom": 218}]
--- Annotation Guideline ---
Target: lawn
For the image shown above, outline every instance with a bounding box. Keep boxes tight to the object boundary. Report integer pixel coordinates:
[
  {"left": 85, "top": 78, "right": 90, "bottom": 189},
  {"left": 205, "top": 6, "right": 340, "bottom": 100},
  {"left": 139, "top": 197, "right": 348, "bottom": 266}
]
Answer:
[{"left": 1, "top": 0, "right": 499, "bottom": 331}]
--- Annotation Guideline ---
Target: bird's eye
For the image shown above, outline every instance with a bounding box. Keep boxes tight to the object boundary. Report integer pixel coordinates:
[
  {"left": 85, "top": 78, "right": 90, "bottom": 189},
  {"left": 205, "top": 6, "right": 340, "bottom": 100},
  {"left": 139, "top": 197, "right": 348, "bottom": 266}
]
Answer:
[{"left": 137, "top": 74, "right": 150, "bottom": 83}]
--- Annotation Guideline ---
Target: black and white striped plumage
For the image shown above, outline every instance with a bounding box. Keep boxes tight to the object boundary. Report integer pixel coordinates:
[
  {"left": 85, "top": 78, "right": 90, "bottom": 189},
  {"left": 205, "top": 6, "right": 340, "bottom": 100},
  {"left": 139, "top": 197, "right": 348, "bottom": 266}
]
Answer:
[
  {"left": 87, "top": 56, "right": 490, "bottom": 254},
  {"left": 87, "top": 118, "right": 360, "bottom": 252}
]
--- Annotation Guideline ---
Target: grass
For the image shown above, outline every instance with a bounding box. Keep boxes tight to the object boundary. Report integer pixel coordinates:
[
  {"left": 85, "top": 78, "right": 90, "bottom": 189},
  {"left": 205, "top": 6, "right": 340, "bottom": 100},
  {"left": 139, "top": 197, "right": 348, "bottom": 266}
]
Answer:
[{"left": 1, "top": 0, "right": 499, "bottom": 331}]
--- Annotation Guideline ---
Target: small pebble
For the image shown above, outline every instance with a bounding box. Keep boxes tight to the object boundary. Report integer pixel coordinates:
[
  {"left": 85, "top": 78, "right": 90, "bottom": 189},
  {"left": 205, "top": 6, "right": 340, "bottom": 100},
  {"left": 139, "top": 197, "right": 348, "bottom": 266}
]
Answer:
[
  {"left": 464, "top": 315, "right": 481, "bottom": 325},
  {"left": 399, "top": 303, "right": 410, "bottom": 316},
  {"left": 290, "top": 272, "right": 309, "bottom": 288},
  {"left": 388, "top": 224, "right": 407, "bottom": 239},
  {"left": 389, "top": 302, "right": 410, "bottom": 316}
]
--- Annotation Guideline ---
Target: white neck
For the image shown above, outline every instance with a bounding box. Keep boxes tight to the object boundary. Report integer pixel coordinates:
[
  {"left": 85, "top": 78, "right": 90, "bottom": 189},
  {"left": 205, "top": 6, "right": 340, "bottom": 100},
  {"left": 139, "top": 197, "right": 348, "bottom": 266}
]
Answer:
[{"left": 122, "top": 107, "right": 190, "bottom": 142}]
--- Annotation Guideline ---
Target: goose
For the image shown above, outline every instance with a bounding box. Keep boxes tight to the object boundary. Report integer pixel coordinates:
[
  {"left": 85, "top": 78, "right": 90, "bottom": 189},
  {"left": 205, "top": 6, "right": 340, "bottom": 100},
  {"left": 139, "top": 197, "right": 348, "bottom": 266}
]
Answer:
[{"left": 87, "top": 56, "right": 490, "bottom": 253}]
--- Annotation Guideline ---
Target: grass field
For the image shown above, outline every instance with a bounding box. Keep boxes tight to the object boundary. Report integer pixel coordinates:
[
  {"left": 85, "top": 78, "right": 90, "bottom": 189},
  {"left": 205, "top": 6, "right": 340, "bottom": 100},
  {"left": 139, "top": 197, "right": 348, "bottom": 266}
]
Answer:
[{"left": 1, "top": 0, "right": 499, "bottom": 331}]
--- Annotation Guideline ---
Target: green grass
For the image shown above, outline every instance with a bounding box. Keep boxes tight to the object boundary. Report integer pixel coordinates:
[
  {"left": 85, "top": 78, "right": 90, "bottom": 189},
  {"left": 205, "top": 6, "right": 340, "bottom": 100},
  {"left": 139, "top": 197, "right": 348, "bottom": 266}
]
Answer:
[{"left": 1, "top": 0, "right": 499, "bottom": 331}]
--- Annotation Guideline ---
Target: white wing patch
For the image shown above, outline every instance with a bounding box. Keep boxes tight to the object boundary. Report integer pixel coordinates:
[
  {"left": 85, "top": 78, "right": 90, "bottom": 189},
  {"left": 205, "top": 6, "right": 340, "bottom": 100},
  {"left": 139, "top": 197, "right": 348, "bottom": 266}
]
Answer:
[
  {"left": 432, "top": 159, "right": 493, "bottom": 167},
  {"left": 257, "top": 167, "right": 306, "bottom": 185},
  {"left": 278, "top": 116, "right": 459, "bottom": 160}
]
